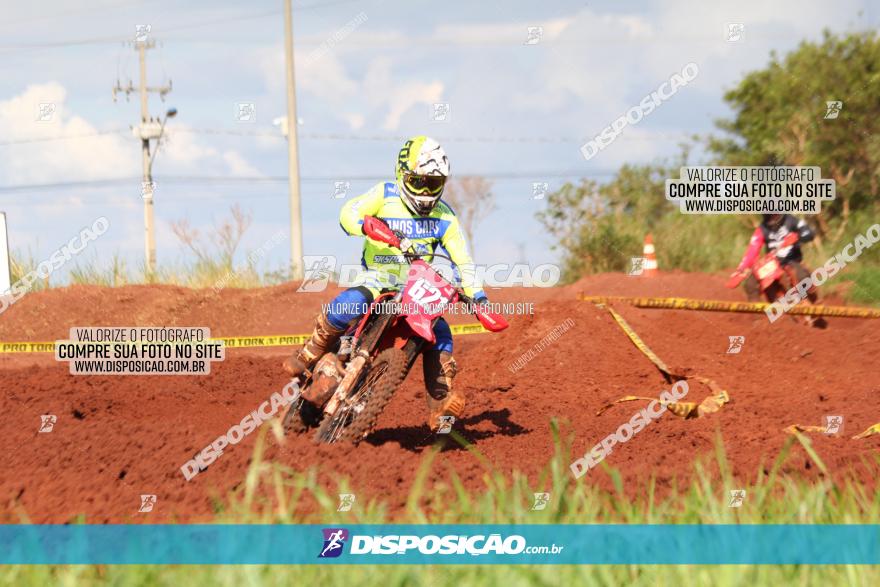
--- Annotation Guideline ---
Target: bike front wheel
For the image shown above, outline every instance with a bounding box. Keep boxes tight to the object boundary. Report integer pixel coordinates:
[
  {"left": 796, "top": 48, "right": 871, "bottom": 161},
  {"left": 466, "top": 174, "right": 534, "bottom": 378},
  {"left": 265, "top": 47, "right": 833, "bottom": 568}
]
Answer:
[{"left": 314, "top": 347, "right": 409, "bottom": 444}]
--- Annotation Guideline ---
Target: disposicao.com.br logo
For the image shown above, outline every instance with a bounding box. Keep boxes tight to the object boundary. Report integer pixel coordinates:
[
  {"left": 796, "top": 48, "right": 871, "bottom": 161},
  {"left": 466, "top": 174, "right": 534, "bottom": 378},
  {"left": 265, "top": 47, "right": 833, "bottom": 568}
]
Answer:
[
  {"left": 319, "top": 528, "right": 349, "bottom": 558},
  {"left": 318, "top": 528, "right": 564, "bottom": 558}
]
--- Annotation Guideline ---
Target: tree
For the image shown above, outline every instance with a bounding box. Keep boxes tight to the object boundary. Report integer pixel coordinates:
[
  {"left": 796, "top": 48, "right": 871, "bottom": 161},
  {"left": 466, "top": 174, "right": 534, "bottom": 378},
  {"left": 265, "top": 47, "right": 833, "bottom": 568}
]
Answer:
[
  {"left": 536, "top": 163, "right": 672, "bottom": 279},
  {"left": 536, "top": 150, "right": 747, "bottom": 281},
  {"left": 538, "top": 31, "right": 880, "bottom": 283},
  {"left": 443, "top": 176, "right": 495, "bottom": 248},
  {"left": 170, "top": 204, "right": 252, "bottom": 271},
  {"left": 709, "top": 30, "right": 880, "bottom": 239}
]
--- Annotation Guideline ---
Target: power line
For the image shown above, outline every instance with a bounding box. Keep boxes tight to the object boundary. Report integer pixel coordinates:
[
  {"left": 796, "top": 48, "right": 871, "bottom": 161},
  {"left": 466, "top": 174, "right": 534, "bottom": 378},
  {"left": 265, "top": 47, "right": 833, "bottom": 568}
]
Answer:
[
  {"left": 0, "top": 34, "right": 130, "bottom": 51},
  {"left": 172, "top": 129, "right": 591, "bottom": 142},
  {"left": 156, "top": 0, "right": 361, "bottom": 34},
  {"left": 0, "top": 128, "right": 699, "bottom": 147},
  {"left": 0, "top": 0, "right": 167, "bottom": 29},
  {"left": 0, "top": 130, "right": 129, "bottom": 146},
  {"left": 0, "top": 171, "right": 611, "bottom": 195},
  {"left": 291, "top": 132, "right": 698, "bottom": 143},
  {"left": 296, "top": 132, "right": 586, "bottom": 143},
  {"left": 0, "top": 0, "right": 368, "bottom": 52}
]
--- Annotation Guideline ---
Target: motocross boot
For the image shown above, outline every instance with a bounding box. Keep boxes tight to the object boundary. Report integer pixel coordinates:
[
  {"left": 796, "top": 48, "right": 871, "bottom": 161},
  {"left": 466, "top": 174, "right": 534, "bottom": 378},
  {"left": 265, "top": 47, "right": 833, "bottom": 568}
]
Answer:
[
  {"left": 424, "top": 350, "right": 465, "bottom": 431},
  {"left": 282, "top": 312, "right": 346, "bottom": 377},
  {"left": 786, "top": 263, "right": 827, "bottom": 328}
]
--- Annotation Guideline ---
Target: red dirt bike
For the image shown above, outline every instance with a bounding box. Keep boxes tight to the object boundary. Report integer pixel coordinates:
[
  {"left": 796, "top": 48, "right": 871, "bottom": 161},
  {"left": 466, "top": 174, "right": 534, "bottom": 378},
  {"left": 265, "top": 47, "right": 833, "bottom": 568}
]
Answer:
[
  {"left": 725, "top": 232, "right": 800, "bottom": 299},
  {"left": 725, "top": 232, "right": 826, "bottom": 327},
  {"left": 282, "top": 216, "right": 509, "bottom": 444}
]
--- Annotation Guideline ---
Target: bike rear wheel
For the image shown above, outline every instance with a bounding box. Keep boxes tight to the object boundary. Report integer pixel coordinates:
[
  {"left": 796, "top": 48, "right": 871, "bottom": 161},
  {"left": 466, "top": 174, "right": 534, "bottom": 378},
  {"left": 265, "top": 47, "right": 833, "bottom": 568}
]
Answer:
[{"left": 314, "top": 347, "right": 408, "bottom": 444}]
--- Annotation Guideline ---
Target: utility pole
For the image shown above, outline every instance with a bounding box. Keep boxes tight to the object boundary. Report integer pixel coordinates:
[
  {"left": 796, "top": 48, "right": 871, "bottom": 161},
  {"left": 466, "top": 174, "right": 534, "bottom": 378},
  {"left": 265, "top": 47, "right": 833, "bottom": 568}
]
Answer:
[
  {"left": 284, "top": 0, "right": 304, "bottom": 279},
  {"left": 113, "top": 30, "right": 173, "bottom": 277},
  {"left": 138, "top": 40, "right": 156, "bottom": 277}
]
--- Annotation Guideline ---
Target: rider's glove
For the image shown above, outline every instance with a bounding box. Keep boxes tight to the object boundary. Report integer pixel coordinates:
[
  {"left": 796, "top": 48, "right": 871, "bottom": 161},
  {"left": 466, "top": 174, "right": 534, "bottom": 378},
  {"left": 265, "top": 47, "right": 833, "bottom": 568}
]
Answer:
[{"left": 473, "top": 293, "right": 489, "bottom": 307}]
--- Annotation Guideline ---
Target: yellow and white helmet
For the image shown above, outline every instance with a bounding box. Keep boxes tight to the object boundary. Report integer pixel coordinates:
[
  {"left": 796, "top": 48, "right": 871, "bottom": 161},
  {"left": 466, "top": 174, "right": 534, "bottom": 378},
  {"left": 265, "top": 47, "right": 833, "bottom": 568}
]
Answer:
[{"left": 395, "top": 135, "right": 449, "bottom": 215}]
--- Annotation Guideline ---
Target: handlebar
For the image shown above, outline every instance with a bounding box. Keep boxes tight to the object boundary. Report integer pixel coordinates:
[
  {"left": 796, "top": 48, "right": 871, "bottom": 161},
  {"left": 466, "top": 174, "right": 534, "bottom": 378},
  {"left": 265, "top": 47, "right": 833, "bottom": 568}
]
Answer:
[
  {"left": 364, "top": 215, "right": 457, "bottom": 265},
  {"left": 402, "top": 249, "right": 453, "bottom": 264},
  {"left": 363, "top": 215, "right": 504, "bottom": 328}
]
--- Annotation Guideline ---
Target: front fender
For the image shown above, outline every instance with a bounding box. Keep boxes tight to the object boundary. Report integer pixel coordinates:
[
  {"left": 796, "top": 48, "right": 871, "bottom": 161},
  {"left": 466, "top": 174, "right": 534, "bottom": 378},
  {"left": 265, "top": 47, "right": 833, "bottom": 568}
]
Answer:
[{"left": 404, "top": 312, "right": 436, "bottom": 343}]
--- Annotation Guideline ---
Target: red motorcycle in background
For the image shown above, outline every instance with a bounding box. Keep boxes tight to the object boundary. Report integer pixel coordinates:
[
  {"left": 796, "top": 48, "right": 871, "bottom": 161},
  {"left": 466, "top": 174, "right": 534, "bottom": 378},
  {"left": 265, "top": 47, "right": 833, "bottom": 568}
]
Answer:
[
  {"left": 725, "top": 232, "right": 826, "bottom": 326},
  {"left": 726, "top": 232, "right": 800, "bottom": 300},
  {"left": 283, "top": 216, "right": 509, "bottom": 444}
]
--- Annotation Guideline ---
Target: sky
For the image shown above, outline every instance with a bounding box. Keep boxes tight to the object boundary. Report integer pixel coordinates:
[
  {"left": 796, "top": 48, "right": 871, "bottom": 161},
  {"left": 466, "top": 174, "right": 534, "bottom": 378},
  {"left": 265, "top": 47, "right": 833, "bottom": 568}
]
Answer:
[{"left": 0, "top": 0, "right": 876, "bottom": 281}]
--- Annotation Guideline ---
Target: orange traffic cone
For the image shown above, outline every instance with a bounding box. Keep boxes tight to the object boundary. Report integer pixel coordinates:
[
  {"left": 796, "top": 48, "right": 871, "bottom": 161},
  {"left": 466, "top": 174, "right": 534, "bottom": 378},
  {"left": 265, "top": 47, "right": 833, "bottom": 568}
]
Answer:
[{"left": 643, "top": 234, "right": 658, "bottom": 277}]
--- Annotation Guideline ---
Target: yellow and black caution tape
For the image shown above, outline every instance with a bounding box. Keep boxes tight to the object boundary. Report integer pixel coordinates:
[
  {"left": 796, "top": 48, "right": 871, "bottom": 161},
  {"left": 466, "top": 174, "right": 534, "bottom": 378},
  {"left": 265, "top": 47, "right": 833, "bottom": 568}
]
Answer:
[
  {"left": 590, "top": 294, "right": 878, "bottom": 434},
  {"left": 784, "top": 424, "right": 831, "bottom": 435},
  {"left": 596, "top": 384, "right": 730, "bottom": 419},
  {"left": 853, "top": 423, "right": 880, "bottom": 439},
  {"left": 604, "top": 305, "right": 680, "bottom": 379},
  {"left": 449, "top": 323, "right": 489, "bottom": 335},
  {"left": 785, "top": 422, "right": 880, "bottom": 440},
  {"left": 579, "top": 294, "right": 880, "bottom": 319},
  {"left": 0, "top": 323, "right": 489, "bottom": 354},
  {"left": 592, "top": 301, "right": 730, "bottom": 419}
]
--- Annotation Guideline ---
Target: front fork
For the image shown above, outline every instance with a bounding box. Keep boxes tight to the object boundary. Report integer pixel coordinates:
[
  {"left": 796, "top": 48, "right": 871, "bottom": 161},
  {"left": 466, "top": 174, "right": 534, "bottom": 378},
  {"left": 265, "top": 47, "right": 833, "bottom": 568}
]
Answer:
[
  {"left": 323, "top": 352, "right": 368, "bottom": 418},
  {"left": 321, "top": 318, "right": 430, "bottom": 419}
]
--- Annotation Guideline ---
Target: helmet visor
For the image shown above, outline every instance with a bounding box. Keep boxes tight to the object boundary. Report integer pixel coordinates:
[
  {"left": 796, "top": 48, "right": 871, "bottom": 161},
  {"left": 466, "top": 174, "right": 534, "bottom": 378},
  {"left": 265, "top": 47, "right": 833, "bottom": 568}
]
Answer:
[{"left": 403, "top": 173, "right": 445, "bottom": 196}]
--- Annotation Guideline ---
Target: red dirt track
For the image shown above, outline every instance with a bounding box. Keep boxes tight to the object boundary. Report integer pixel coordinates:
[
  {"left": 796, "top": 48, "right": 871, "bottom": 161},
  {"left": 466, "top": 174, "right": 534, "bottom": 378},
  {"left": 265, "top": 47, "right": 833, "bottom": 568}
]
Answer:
[{"left": 1, "top": 272, "right": 878, "bottom": 523}]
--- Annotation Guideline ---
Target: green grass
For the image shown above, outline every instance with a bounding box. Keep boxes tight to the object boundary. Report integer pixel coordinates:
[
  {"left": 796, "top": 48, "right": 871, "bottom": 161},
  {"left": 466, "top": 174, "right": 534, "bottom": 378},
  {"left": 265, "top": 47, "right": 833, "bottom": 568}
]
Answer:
[
  {"left": 143, "top": 259, "right": 292, "bottom": 290},
  {"left": 3, "top": 425, "right": 880, "bottom": 586},
  {"left": 9, "top": 248, "right": 292, "bottom": 291},
  {"left": 68, "top": 253, "right": 130, "bottom": 287},
  {"left": 8, "top": 248, "right": 49, "bottom": 291},
  {"left": 841, "top": 265, "right": 880, "bottom": 306}
]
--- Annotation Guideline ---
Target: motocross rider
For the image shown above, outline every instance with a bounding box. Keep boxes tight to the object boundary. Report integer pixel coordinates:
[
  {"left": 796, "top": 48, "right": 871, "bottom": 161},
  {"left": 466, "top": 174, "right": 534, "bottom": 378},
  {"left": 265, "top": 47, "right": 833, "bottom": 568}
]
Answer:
[
  {"left": 283, "top": 135, "right": 489, "bottom": 431},
  {"left": 730, "top": 213, "right": 819, "bottom": 303}
]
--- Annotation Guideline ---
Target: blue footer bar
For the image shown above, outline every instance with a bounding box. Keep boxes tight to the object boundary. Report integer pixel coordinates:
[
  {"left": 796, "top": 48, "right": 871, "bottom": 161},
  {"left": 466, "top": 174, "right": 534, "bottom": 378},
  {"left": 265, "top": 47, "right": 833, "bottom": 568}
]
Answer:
[{"left": 2, "top": 524, "right": 879, "bottom": 564}]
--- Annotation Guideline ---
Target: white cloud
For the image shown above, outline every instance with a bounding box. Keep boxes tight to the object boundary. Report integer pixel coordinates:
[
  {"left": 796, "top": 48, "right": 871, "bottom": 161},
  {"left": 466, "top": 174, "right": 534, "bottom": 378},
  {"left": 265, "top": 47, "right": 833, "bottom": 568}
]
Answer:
[
  {"left": 159, "top": 126, "right": 220, "bottom": 168},
  {"left": 0, "top": 83, "right": 264, "bottom": 187},
  {"left": 362, "top": 58, "right": 444, "bottom": 131},
  {"left": 222, "top": 150, "right": 262, "bottom": 176},
  {"left": 258, "top": 45, "right": 445, "bottom": 131},
  {"left": 0, "top": 82, "right": 136, "bottom": 184},
  {"left": 431, "top": 17, "right": 575, "bottom": 45},
  {"left": 343, "top": 112, "right": 365, "bottom": 130},
  {"left": 158, "top": 127, "right": 262, "bottom": 177},
  {"left": 427, "top": 1, "right": 866, "bottom": 172}
]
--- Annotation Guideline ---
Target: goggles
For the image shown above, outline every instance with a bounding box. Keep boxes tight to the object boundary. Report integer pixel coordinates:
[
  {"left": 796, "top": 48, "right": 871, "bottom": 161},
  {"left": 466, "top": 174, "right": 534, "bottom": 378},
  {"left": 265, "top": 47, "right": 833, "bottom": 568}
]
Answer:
[{"left": 403, "top": 172, "right": 445, "bottom": 196}]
